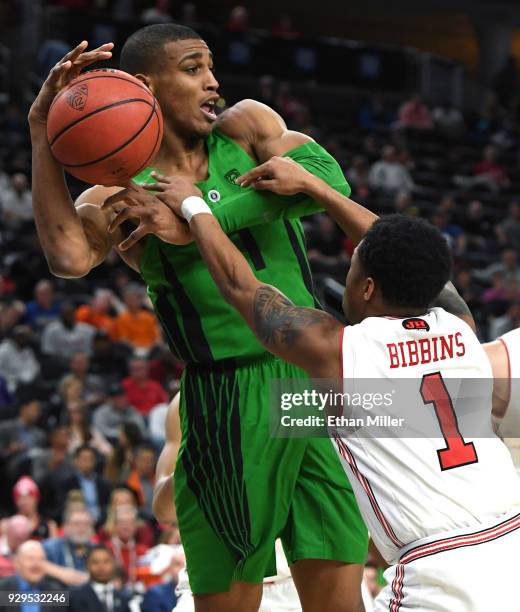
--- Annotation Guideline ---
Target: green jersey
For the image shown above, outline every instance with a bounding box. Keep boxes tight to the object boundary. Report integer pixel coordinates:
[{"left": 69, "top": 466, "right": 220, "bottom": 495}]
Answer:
[{"left": 135, "top": 128, "right": 349, "bottom": 364}]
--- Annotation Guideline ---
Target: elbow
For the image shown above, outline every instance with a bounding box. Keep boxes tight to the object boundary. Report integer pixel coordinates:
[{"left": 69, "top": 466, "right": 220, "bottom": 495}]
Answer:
[{"left": 47, "top": 255, "right": 91, "bottom": 279}]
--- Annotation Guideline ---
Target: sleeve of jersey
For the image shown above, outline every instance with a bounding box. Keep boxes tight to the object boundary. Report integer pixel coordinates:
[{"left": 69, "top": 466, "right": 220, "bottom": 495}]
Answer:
[{"left": 211, "top": 141, "right": 351, "bottom": 235}]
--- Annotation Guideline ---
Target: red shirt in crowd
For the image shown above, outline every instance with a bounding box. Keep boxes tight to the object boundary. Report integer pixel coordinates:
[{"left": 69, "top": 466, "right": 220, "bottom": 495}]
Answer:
[{"left": 122, "top": 377, "right": 168, "bottom": 416}]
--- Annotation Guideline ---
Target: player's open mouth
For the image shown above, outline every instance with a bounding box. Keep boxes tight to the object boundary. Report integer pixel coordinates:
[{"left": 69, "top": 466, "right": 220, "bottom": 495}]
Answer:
[{"left": 200, "top": 100, "right": 217, "bottom": 120}]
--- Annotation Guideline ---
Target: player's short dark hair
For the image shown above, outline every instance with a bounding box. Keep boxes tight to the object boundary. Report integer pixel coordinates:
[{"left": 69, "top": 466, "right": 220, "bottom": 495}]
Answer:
[
  {"left": 357, "top": 215, "right": 451, "bottom": 309},
  {"left": 120, "top": 23, "right": 202, "bottom": 75}
]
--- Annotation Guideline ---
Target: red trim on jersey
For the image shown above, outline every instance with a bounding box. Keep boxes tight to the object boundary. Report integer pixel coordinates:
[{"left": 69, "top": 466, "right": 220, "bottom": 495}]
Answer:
[
  {"left": 400, "top": 511, "right": 520, "bottom": 565},
  {"left": 499, "top": 338, "right": 512, "bottom": 412},
  {"left": 389, "top": 564, "right": 405, "bottom": 612},
  {"left": 339, "top": 326, "right": 346, "bottom": 380},
  {"left": 334, "top": 436, "right": 404, "bottom": 548}
]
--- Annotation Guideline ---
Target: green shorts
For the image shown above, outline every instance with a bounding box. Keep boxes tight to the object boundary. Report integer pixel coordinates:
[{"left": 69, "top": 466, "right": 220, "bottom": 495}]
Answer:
[{"left": 174, "top": 353, "right": 368, "bottom": 594}]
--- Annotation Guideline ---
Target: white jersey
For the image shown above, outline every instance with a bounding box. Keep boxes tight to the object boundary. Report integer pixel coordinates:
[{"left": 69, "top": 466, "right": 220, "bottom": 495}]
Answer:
[
  {"left": 494, "top": 329, "right": 520, "bottom": 471},
  {"left": 335, "top": 307, "right": 520, "bottom": 565}
]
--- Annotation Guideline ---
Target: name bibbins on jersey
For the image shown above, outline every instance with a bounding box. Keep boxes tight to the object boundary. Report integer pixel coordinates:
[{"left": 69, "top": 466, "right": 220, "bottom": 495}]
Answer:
[{"left": 334, "top": 307, "right": 520, "bottom": 612}]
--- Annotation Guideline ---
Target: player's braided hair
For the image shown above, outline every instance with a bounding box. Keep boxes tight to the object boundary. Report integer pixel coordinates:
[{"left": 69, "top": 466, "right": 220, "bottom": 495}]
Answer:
[
  {"left": 120, "top": 23, "right": 202, "bottom": 76},
  {"left": 357, "top": 214, "right": 451, "bottom": 309}
]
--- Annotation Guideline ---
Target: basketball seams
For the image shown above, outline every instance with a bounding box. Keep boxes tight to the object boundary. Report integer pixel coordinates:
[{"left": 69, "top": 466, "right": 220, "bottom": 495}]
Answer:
[
  {"left": 59, "top": 100, "right": 157, "bottom": 170},
  {"left": 48, "top": 97, "right": 154, "bottom": 146},
  {"left": 49, "top": 72, "right": 152, "bottom": 111}
]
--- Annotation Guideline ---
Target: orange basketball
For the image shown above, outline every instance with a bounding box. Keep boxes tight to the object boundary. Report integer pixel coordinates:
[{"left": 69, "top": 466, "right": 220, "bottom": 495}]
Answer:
[{"left": 47, "top": 69, "right": 163, "bottom": 186}]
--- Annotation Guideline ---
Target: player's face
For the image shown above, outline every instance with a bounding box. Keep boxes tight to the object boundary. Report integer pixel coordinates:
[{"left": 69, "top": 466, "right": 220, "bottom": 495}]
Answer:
[
  {"left": 343, "top": 247, "right": 373, "bottom": 324},
  {"left": 147, "top": 39, "right": 219, "bottom": 139}
]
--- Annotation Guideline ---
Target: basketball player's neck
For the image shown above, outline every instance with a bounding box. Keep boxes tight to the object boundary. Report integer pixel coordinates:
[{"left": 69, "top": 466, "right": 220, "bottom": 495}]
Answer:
[
  {"left": 153, "top": 124, "right": 208, "bottom": 179},
  {"left": 366, "top": 304, "right": 427, "bottom": 320}
]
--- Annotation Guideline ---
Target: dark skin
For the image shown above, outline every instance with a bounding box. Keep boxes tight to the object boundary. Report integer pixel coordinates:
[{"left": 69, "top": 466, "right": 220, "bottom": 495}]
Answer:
[{"left": 29, "top": 39, "right": 365, "bottom": 612}]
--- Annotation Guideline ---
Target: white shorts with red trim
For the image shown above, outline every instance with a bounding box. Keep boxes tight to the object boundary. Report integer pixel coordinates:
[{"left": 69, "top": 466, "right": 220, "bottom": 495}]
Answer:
[{"left": 374, "top": 508, "right": 520, "bottom": 611}]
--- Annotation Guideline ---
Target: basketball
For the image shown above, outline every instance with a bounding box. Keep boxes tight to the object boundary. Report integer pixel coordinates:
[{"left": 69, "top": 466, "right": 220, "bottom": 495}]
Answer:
[{"left": 47, "top": 68, "right": 163, "bottom": 186}]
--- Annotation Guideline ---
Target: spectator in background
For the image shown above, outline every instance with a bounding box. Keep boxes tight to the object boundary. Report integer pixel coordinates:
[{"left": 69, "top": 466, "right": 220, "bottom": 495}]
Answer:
[
  {"left": 474, "top": 248, "right": 520, "bottom": 285},
  {"left": 393, "top": 191, "right": 418, "bottom": 216},
  {"left": 60, "top": 446, "right": 111, "bottom": 525},
  {"left": 226, "top": 5, "right": 249, "bottom": 33},
  {"left": 363, "top": 562, "right": 381, "bottom": 604},
  {"left": 23, "top": 280, "right": 60, "bottom": 332},
  {"left": 271, "top": 14, "right": 300, "bottom": 38},
  {"left": 359, "top": 95, "right": 392, "bottom": 131},
  {"left": 41, "top": 303, "right": 95, "bottom": 360},
  {"left": 64, "top": 402, "right": 112, "bottom": 458},
  {"left": 94, "top": 384, "right": 146, "bottom": 445},
  {"left": 0, "top": 541, "right": 62, "bottom": 612},
  {"left": 68, "top": 545, "right": 131, "bottom": 612},
  {"left": 32, "top": 425, "right": 73, "bottom": 485},
  {"left": 398, "top": 93, "right": 433, "bottom": 130},
  {"left": 114, "top": 285, "right": 160, "bottom": 354},
  {"left": 76, "top": 290, "right": 118, "bottom": 339},
  {"left": 89, "top": 331, "right": 130, "bottom": 383},
  {"left": 65, "top": 352, "right": 105, "bottom": 407},
  {"left": 345, "top": 155, "right": 371, "bottom": 199},
  {"left": 126, "top": 444, "right": 156, "bottom": 516},
  {"left": 7, "top": 478, "right": 58, "bottom": 541},
  {"left": 489, "top": 301, "right": 520, "bottom": 339},
  {"left": 0, "top": 515, "right": 31, "bottom": 577},
  {"left": 106, "top": 506, "right": 149, "bottom": 588},
  {"left": 141, "top": 545, "right": 185, "bottom": 612},
  {"left": 368, "top": 145, "right": 414, "bottom": 195},
  {"left": 459, "top": 200, "right": 493, "bottom": 251},
  {"left": 474, "top": 144, "right": 510, "bottom": 191},
  {"left": 432, "top": 100, "right": 465, "bottom": 139},
  {"left": 0, "top": 394, "right": 46, "bottom": 479},
  {"left": 496, "top": 201, "right": 520, "bottom": 250},
  {"left": 0, "top": 326, "right": 40, "bottom": 392},
  {"left": 0, "top": 173, "right": 33, "bottom": 230},
  {"left": 493, "top": 55, "right": 517, "bottom": 109},
  {"left": 430, "top": 209, "right": 465, "bottom": 255},
  {"left": 105, "top": 423, "right": 146, "bottom": 486},
  {"left": 98, "top": 488, "right": 155, "bottom": 549},
  {"left": 141, "top": 0, "right": 173, "bottom": 24},
  {"left": 123, "top": 358, "right": 168, "bottom": 417},
  {"left": 43, "top": 507, "right": 94, "bottom": 573}
]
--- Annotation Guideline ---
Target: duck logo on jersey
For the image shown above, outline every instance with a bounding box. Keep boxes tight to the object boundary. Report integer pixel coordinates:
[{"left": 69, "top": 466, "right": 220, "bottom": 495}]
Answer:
[
  {"left": 224, "top": 169, "right": 241, "bottom": 185},
  {"left": 208, "top": 189, "right": 221, "bottom": 202},
  {"left": 66, "top": 84, "right": 88, "bottom": 111},
  {"left": 402, "top": 318, "right": 430, "bottom": 331}
]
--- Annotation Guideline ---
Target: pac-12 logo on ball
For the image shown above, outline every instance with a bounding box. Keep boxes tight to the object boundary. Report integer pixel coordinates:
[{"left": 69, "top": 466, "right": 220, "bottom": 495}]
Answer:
[
  {"left": 208, "top": 189, "right": 221, "bottom": 202},
  {"left": 66, "top": 84, "right": 89, "bottom": 111}
]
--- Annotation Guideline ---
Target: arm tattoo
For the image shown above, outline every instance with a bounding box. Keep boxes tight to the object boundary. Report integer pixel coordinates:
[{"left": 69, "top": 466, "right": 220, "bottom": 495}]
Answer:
[
  {"left": 432, "top": 281, "right": 472, "bottom": 317},
  {"left": 253, "top": 285, "right": 330, "bottom": 347}
]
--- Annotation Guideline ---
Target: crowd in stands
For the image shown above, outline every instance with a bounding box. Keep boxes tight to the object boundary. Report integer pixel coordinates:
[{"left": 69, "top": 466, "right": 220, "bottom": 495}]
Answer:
[{"left": 0, "top": 1, "right": 519, "bottom": 609}]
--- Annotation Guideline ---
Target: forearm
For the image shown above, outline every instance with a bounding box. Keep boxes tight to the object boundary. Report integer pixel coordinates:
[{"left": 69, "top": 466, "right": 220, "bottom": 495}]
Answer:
[
  {"left": 190, "top": 213, "right": 259, "bottom": 322},
  {"left": 214, "top": 141, "right": 348, "bottom": 233},
  {"left": 302, "top": 174, "right": 378, "bottom": 245},
  {"left": 30, "top": 127, "right": 93, "bottom": 276}
]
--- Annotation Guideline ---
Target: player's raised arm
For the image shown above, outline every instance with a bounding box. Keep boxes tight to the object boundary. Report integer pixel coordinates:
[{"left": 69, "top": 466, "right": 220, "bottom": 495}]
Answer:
[
  {"left": 237, "top": 155, "right": 378, "bottom": 245},
  {"left": 136, "top": 179, "right": 343, "bottom": 377},
  {"left": 28, "top": 42, "right": 118, "bottom": 278}
]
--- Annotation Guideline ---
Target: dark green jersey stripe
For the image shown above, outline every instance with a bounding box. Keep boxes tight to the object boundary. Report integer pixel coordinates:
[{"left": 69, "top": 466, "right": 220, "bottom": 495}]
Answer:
[
  {"left": 154, "top": 288, "right": 191, "bottom": 361},
  {"left": 238, "top": 229, "right": 266, "bottom": 271},
  {"left": 284, "top": 220, "right": 321, "bottom": 309},
  {"left": 158, "top": 247, "right": 214, "bottom": 363},
  {"left": 182, "top": 366, "right": 253, "bottom": 559}
]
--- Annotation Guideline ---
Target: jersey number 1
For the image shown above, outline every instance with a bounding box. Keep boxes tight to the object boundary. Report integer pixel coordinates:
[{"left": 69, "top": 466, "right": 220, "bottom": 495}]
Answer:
[{"left": 420, "top": 372, "right": 478, "bottom": 471}]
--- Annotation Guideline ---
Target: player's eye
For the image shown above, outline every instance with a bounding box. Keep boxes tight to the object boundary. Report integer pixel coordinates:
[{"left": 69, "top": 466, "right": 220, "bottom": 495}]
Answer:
[{"left": 185, "top": 65, "right": 200, "bottom": 74}]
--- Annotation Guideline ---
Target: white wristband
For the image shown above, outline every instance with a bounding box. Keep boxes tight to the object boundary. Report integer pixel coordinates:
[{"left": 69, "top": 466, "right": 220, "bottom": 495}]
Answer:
[{"left": 181, "top": 196, "right": 212, "bottom": 223}]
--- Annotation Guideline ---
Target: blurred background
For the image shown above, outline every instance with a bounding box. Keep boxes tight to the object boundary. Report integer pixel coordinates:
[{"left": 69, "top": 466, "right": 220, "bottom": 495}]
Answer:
[{"left": 0, "top": 0, "right": 520, "bottom": 608}]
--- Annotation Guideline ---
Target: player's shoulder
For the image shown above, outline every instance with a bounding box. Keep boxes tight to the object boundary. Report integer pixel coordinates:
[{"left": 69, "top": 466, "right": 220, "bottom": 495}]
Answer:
[{"left": 216, "top": 99, "right": 282, "bottom": 140}]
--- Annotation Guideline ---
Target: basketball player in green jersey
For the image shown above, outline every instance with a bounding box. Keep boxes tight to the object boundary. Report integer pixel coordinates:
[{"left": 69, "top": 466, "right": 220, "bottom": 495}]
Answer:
[{"left": 28, "top": 26, "right": 368, "bottom": 612}]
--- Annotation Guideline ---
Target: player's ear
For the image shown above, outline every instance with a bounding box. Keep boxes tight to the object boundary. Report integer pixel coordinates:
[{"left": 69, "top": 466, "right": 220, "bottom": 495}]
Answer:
[
  {"left": 135, "top": 73, "right": 155, "bottom": 95},
  {"left": 363, "top": 277, "right": 375, "bottom": 302}
]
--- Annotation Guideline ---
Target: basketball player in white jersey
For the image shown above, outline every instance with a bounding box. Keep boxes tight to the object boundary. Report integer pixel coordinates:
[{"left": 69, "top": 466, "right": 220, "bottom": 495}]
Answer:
[
  {"left": 131, "top": 157, "right": 520, "bottom": 611},
  {"left": 484, "top": 328, "right": 520, "bottom": 472}
]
